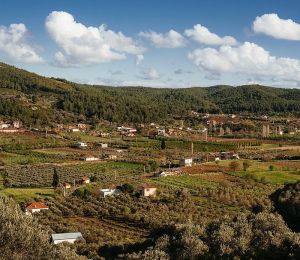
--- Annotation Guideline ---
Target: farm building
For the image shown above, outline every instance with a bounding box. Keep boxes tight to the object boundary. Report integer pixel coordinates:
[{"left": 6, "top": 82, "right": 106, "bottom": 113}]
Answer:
[
  {"left": 75, "top": 142, "right": 88, "bottom": 149},
  {"left": 81, "top": 176, "right": 90, "bottom": 184},
  {"left": 155, "top": 168, "right": 181, "bottom": 177},
  {"left": 80, "top": 156, "right": 99, "bottom": 161},
  {"left": 69, "top": 127, "right": 80, "bottom": 132},
  {"left": 180, "top": 158, "right": 193, "bottom": 167},
  {"left": 100, "top": 188, "right": 121, "bottom": 197},
  {"left": 100, "top": 143, "right": 108, "bottom": 148},
  {"left": 25, "top": 202, "right": 49, "bottom": 215},
  {"left": 140, "top": 184, "right": 157, "bottom": 197},
  {"left": 50, "top": 232, "right": 84, "bottom": 244}
]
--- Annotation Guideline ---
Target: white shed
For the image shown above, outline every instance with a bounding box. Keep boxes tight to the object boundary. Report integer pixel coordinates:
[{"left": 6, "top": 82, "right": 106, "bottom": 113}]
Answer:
[{"left": 51, "top": 232, "right": 84, "bottom": 244}]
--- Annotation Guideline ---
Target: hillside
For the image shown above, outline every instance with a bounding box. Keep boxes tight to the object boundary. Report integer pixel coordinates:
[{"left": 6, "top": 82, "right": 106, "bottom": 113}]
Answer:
[{"left": 1, "top": 62, "right": 300, "bottom": 126}]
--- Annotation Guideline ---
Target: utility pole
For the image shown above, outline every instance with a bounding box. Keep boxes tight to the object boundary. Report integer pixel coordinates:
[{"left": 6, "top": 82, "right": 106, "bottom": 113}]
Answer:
[{"left": 114, "top": 170, "right": 117, "bottom": 181}]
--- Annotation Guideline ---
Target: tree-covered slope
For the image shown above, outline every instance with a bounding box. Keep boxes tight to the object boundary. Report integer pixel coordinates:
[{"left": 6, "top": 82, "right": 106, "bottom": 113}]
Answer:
[{"left": 0, "top": 62, "right": 300, "bottom": 126}]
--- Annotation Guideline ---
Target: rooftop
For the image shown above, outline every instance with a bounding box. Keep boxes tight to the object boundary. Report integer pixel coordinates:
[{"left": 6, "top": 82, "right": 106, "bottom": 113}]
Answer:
[{"left": 51, "top": 232, "right": 83, "bottom": 241}]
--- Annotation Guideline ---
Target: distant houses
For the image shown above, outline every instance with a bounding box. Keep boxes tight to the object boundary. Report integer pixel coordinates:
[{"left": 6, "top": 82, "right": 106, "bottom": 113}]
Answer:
[
  {"left": 117, "top": 126, "right": 137, "bottom": 136},
  {"left": 140, "top": 184, "right": 157, "bottom": 197},
  {"left": 25, "top": 202, "right": 49, "bottom": 215},
  {"left": 50, "top": 232, "right": 84, "bottom": 244},
  {"left": 100, "top": 188, "right": 121, "bottom": 198}
]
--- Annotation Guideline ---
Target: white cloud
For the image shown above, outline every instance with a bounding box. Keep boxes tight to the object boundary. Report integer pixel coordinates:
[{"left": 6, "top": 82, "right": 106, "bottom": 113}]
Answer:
[
  {"left": 253, "top": 13, "right": 300, "bottom": 40},
  {"left": 139, "top": 68, "right": 160, "bottom": 80},
  {"left": 185, "top": 24, "right": 237, "bottom": 46},
  {"left": 136, "top": 54, "right": 144, "bottom": 65},
  {"left": 139, "top": 29, "right": 185, "bottom": 48},
  {"left": 45, "top": 11, "right": 145, "bottom": 66},
  {"left": 0, "top": 23, "right": 44, "bottom": 63},
  {"left": 188, "top": 42, "right": 300, "bottom": 82}
]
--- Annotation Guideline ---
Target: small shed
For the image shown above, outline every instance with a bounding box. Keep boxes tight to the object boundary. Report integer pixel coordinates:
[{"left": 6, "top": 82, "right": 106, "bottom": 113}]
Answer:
[{"left": 51, "top": 232, "right": 84, "bottom": 244}]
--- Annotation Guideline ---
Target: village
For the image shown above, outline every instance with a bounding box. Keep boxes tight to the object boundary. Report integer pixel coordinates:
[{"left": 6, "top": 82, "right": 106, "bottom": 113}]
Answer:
[{"left": 0, "top": 113, "right": 300, "bottom": 251}]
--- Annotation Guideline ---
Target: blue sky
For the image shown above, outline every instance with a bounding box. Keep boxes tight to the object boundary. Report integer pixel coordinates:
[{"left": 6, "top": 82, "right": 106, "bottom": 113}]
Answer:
[{"left": 1, "top": 0, "right": 300, "bottom": 88}]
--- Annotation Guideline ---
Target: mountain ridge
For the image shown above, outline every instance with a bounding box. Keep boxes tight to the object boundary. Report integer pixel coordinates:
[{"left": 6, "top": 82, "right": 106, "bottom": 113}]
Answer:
[{"left": 0, "top": 62, "right": 300, "bottom": 126}]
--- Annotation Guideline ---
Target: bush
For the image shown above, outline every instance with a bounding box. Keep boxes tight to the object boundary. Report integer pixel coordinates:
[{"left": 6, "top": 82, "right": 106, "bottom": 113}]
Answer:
[{"left": 269, "top": 165, "right": 275, "bottom": 171}]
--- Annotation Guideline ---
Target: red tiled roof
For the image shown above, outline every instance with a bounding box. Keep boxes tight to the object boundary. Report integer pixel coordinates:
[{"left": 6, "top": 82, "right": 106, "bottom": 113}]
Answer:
[
  {"left": 26, "top": 202, "right": 48, "bottom": 210},
  {"left": 82, "top": 176, "right": 90, "bottom": 180}
]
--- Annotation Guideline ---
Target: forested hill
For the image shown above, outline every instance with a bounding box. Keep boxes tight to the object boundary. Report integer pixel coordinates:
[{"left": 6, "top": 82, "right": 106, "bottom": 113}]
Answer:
[{"left": 0, "top": 62, "right": 300, "bottom": 126}]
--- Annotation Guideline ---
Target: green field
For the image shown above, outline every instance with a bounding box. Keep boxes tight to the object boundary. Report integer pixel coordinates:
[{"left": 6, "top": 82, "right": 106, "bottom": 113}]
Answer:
[{"left": 0, "top": 188, "right": 54, "bottom": 202}]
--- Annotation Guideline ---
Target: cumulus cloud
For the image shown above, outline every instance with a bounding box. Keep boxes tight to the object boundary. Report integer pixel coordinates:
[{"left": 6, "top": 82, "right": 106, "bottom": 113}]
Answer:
[
  {"left": 138, "top": 68, "right": 160, "bottom": 80},
  {"left": 136, "top": 54, "right": 144, "bottom": 65},
  {"left": 185, "top": 24, "right": 237, "bottom": 46},
  {"left": 45, "top": 11, "right": 145, "bottom": 66},
  {"left": 188, "top": 42, "right": 300, "bottom": 82},
  {"left": 253, "top": 13, "right": 300, "bottom": 40},
  {"left": 0, "top": 23, "right": 44, "bottom": 63},
  {"left": 139, "top": 29, "right": 186, "bottom": 48}
]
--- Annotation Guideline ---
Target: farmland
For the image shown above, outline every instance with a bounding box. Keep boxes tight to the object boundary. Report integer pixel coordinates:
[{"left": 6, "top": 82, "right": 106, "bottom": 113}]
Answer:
[{"left": 0, "top": 127, "right": 300, "bottom": 259}]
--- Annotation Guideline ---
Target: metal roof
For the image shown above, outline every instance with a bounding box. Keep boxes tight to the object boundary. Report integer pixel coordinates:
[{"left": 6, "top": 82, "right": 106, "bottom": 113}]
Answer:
[{"left": 51, "top": 232, "right": 83, "bottom": 241}]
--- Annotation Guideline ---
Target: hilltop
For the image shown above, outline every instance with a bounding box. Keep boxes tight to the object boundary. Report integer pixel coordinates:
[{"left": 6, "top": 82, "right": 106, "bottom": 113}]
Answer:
[{"left": 0, "top": 62, "right": 300, "bottom": 126}]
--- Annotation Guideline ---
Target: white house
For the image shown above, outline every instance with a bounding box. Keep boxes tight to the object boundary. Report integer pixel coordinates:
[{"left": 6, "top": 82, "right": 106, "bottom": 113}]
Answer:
[
  {"left": 75, "top": 142, "right": 88, "bottom": 149},
  {"left": 69, "top": 127, "right": 80, "bottom": 132},
  {"left": 81, "top": 156, "right": 99, "bottom": 161},
  {"left": 100, "top": 188, "right": 121, "bottom": 198},
  {"left": 51, "top": 232, "right": 84, "bottom": 244},
  {"left": 157, "top": 129, "right": 166, "bottom": 136},
  {"left": 0, "top": 123, "right": 11, "bottom": 129},
  {"left": 100, "top": 143, "right": 108, "bottom": 148},
  {"left": 25, "top": 202, "right": 49, "bottom": 215},
  {"left": 180, "top": 158, "right": 193, "bottom": 167},
  {"left": 81, "top": 176, "right": 90, "bottom": 184},
  {"left": 140, "top": 184, "right": 157, "bottom": 197}
]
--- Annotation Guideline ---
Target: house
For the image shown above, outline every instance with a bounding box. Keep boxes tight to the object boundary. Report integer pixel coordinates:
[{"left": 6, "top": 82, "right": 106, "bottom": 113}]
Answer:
[
  {"left": 157, "top": 128, "right": 166, "bottom": 136},
  {"left": 69, "top": 127, "right": 80, "bottom": 132},
  {"left": 100, "top": 143, "right": 108, "bottom": 148},
  {"left": 80, "top": 156, "right": 99, "bottom": 161},
  {"left": 12, "top": 120, "right": 21, "bottom": 128},
  {"left": 100, "top": 132, "right": 110, "bottom": 137},
  {"left": 63, "top": 182, "right": 71, "bottom": 189},
  {"left": 77, "top": 123, "right": 87, "bottom": 131},
  {"left": 117, "top": 126, "right": 137, "bottom": 135},
  {"left": 25, "top": 202, "right": 49, "bottom": 215},
  {"left": 180, "top": 158, "right": 193, "bottom": 167},
  {"left": 75, "top": 142, "right": 88, "bottom": 149},
  {"left": 81, "top": 176, "right": 90, "bottom": 184},
  {"left": 107, "top": 154, "right": 117, "bottom": 160},
  {"left": 140, "top": 184, "right": 157, "bottom": 197},
  {"left": 0, "top": 123, "right": 11, "bottom": 129},
  {"left": 51, "top": 232, "right": 84, "bottom": 244},
  {"left": 155, "top": 168, "right": 181, "bottom": 177},
  {"left": 100, "top": 188, "right": 121, "bottom": 198}
]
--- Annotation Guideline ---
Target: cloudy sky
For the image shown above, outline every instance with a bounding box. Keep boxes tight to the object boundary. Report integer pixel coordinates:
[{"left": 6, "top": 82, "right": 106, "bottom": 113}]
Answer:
[{"left": 1, "top": 0, "right": 300, "bottom": 88}]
